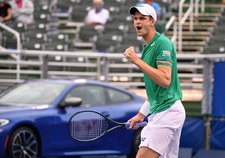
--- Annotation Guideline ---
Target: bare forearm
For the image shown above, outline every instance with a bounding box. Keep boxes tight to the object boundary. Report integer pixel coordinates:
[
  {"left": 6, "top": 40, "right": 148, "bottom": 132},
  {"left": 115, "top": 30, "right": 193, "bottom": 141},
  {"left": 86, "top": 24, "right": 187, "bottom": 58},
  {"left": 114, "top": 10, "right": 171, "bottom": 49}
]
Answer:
[
  {"left": 123, "top": 47, "right": 171, "bottom": 88},
  {"left": 133, "top": 58, "right": 171, "bottom": 88}
]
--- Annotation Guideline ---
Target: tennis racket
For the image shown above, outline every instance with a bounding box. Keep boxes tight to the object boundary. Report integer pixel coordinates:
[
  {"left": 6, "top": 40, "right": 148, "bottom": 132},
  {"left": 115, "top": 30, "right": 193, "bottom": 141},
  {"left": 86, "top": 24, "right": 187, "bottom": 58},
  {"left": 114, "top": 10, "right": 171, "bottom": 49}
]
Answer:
[{"left": 69, "top": 110, "right": 147, "bottom": 142}]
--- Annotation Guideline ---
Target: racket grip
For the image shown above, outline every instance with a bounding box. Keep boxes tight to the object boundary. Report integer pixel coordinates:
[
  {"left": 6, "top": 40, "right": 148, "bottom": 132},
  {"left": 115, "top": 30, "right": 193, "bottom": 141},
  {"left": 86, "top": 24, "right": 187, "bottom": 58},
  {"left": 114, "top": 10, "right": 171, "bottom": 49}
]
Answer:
[{"left": 125, "top": 121, "right": 147, "bottom": 128}]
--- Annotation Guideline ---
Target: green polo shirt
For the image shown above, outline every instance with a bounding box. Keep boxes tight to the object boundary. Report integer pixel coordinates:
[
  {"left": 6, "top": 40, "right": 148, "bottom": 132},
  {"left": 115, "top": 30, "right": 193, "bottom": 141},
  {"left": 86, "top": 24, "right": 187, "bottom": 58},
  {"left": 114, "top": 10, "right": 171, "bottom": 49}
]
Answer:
[{"left": 141, "top": 32, "right": 182, "bottom": 114}]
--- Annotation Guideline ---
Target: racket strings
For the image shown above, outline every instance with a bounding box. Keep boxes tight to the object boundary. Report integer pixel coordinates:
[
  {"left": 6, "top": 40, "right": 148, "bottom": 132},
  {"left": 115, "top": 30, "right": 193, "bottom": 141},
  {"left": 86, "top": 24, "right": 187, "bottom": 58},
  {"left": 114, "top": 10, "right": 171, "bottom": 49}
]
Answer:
[{"left": 70, "top": 112, "right": 107, "bottom": 141}]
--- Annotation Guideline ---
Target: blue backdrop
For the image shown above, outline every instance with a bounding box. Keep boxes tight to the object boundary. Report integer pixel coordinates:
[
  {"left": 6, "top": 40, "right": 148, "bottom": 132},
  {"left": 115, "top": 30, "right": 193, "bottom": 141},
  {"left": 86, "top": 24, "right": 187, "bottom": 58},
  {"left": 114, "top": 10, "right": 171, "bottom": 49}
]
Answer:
[
  {"left": 212, "top": 62, "right": 225, "bottom": 116},
  {"left": 210, "top": 61, "right": 225, "bottom": 149},
  {"left": 180, "top": 117, "right": 205, "bottom": 152},
  {"left": 211, "top": 120, "right": 225, "bottom": 150}
]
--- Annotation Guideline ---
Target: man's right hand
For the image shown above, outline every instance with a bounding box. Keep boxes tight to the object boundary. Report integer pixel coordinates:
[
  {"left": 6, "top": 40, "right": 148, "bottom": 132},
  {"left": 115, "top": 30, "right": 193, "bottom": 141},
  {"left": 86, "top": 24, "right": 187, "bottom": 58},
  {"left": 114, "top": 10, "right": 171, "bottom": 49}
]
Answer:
[{"left": 127, "top": 112, "right": 145, "bottom": 130}]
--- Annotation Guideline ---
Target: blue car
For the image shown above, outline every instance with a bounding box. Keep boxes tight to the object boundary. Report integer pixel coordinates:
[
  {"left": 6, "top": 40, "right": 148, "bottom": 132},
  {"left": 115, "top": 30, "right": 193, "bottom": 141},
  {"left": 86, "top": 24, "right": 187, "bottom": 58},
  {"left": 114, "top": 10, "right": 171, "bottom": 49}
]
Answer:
[{"left": 0, "top": 79, "right": 145, "bottom": 158}]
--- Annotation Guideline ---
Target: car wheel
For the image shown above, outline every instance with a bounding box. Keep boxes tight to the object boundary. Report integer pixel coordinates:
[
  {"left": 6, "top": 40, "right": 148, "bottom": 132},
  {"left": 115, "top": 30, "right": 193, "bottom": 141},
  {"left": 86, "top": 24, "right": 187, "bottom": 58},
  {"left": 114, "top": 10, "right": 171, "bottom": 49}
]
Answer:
[
  {"left": 7, "top": 127, "right": 40, "bottom": 158},
  {"left": 127, "top": 129, "right": 142, "bottom": 158}
]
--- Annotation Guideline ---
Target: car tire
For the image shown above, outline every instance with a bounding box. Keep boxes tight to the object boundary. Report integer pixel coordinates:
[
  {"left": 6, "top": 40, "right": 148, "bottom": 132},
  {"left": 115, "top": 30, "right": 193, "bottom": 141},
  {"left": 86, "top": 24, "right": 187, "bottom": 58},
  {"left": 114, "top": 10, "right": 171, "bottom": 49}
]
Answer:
[
  {"left": 7, "top": 127, "right": 40, "bottom": 158},
  {"left": 127, "top": 129, "right": 142, "bottom": 158}
]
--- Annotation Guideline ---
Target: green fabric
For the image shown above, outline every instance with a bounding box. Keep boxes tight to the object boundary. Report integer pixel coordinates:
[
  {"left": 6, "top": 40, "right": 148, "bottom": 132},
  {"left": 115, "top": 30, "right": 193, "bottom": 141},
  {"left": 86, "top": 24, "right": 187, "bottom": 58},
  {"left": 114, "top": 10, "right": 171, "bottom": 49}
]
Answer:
[{"left": 141, "top": 32, "right": 182, "bottom": 114}]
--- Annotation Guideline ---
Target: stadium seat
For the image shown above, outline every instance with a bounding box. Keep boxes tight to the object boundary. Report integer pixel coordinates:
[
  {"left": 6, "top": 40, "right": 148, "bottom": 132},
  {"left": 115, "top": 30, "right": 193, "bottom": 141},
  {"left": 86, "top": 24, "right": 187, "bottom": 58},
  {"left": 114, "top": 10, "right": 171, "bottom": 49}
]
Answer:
[
  {"left": 203, "top": 45, "right": 225, "bottom": 54},
  {"left": 1, "top": 22, "right": 25, "bottom": 49},
  {"left": 22, "top": 42, "right": 44, "bottom": 50},
  {"left": 94, "top": 33, "right": 122, "bottom": 53},
  {"left": 78, "top": 0, "right": 93, "bottom": 5},
  {"left": 35, "top": 4, "right": 51, "bottom": 14},
  {"left": 103, "top": 23, "right": 128, "bottom": 35},
  {"left": 213, "top": 25, "right": 225, "bottom": 35},
  {"left": 1, "top": 30, "right": 18, "bottom": 49},
  {"left": 22, "top": 32, "right": 47, "bottom": 45},
  {"left": 110, "top": 12, "right": 133, "bottom": 25},
  {"left": 79, "top": 25, "right": 103, "bottom": 42},
  {"left": 123, "top": 0, "right": 139, "bottom": 6},
  {"left": 47, "top": 33, "right": 69, "bottom": 44},
  {"left": 27, "top": 23, "right": 48, "bottom": 33},
  {"left": 113, "top": 43, "right": 141, "bottom": 54},
  {"left": 193, "top": 149, "right": 225, "bottom": 158},
  {"left": 55, "top": 0, "right": 72, "bottom": 12},
  {"left": 33, "top": 12, "right": 50, "bottom": 23},
  {"left": 5, "top": 21, "right": 27, "bottom": 33},
  {"left": 217, "top": 14, "right": 225, "bottom": 25},
  {"left": 44, "top": 43, "right": 68, "bottom": 51},
  {"left": 208, "top": 34, "right": 225, "bottom": 46},
  {"left": 117, "top": 33, "right": 144, "bottom": 53},
  {"left": 71, "top": 5, "right": 90, "bottom": 22},
  {"left": 104, "top": 0, "right": 125, "bottom": 8}
]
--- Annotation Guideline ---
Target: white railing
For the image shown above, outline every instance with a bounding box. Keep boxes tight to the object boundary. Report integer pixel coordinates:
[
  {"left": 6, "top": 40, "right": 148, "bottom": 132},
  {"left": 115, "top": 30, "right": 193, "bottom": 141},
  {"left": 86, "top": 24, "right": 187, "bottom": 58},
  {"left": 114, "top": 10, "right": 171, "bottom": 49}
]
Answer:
[
  {"left": 0, "top": 49, "right": 218, "bottom": 90},
  {"left": 1, "top": 49, "right": 225, "bottom": 115},
  {"left": 178, "top": 0, "right": 194, "bottom": 52},
  {"left": 0, "top": 23, "right": 21, "bottom": 50},
  {"left": 178, "top": 0, "right": 205, "bottom": 53},
  {"left": 0, "top": 22, "right": 22, "bottom": 82},
  {"left": 195, "top": 0, "right": 205, "bottom": 17},
  {"left": 165, "top": 15, "right": 177, "bottom": 45}
]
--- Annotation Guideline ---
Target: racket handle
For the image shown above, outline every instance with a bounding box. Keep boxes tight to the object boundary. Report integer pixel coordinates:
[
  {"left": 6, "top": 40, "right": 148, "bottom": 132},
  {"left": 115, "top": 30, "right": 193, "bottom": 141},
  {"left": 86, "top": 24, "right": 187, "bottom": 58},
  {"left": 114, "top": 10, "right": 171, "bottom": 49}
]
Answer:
[{"left": 125, "top": 121, "right": 147, "bottom": 128}]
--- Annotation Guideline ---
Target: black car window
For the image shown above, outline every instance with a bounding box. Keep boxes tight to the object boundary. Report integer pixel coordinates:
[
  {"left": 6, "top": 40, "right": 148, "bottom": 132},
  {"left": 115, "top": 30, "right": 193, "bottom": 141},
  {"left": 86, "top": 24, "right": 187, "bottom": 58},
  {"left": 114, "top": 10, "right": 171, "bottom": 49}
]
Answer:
[
  {"left": 107, "top": 88, "right": 133, "bottom": 103},
  {"left": 66, "top": 85, "right": 106, "bottom": 106}
]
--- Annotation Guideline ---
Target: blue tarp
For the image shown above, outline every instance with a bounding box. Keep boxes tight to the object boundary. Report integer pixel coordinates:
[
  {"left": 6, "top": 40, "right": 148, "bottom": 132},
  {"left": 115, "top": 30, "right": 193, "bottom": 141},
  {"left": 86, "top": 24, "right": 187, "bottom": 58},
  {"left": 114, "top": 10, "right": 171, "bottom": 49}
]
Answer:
[
  {"left": 193, "top": 149, "right": 225, "bottom": 158},
  {"left": 211, "top": 120, "right": 225, "bottom": 150},
  {"left": 180, "top": 117, "right": 205, "bottom": 152},
  {"left": 211, "top": 61, "right": 225, "bottom": 150},
  {"left": 212, "top": 62, "right": 225, "bottom": 116}
]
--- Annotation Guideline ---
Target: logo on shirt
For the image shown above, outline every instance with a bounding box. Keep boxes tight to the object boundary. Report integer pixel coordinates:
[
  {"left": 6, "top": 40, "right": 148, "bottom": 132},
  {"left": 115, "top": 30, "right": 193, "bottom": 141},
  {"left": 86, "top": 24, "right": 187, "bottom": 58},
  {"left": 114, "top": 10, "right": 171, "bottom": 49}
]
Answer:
[
  {"left": 141, "top": 137, "right": 146, "bottom": 142},
  {"left": 150, "top": 42, "right": 155, "bottom": 47},
  {"left": 162, "top": 51, "right": 171, "bottom": 57}
]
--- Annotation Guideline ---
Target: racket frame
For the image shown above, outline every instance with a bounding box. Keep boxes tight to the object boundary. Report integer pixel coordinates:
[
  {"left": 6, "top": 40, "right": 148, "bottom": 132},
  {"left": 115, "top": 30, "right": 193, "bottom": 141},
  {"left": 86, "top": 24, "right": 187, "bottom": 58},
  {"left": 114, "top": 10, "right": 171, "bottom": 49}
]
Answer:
[{"left": 69, "top": 110, "right": 147, "bottom": 142}]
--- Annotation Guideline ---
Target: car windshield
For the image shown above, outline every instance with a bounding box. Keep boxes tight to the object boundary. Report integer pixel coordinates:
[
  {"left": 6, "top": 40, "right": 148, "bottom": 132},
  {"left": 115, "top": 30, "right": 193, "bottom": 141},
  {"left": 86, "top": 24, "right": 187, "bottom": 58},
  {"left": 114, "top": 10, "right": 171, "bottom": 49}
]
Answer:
[{"left": 0, "top": 82, "right": 67, "bottom": 106}]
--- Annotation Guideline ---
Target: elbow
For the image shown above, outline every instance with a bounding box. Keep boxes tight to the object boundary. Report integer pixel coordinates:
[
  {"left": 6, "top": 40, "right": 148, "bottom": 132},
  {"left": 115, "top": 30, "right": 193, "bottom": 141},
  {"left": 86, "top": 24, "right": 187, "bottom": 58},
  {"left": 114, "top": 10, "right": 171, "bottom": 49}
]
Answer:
[
  {"left": 162, "top": 73, "right": 171, "bottom": 88},
  {"left": 161, "top": 79, "right": 171, "bottom": 88}
]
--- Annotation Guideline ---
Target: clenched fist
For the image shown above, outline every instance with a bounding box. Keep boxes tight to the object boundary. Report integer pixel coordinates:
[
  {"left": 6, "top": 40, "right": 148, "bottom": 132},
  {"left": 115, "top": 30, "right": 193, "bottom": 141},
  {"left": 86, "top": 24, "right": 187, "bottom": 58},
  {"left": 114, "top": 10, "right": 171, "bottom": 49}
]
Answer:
[{"left": 123, "top": 47, "right": 139, "bottom": 63}]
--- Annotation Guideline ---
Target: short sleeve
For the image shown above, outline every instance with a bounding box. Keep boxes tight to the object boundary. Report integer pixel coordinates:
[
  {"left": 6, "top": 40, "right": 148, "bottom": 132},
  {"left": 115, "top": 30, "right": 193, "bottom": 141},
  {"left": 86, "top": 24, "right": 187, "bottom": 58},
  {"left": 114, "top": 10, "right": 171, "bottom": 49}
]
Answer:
[{"left": 156, "top": 37, "right": 173, "bottom": 67}]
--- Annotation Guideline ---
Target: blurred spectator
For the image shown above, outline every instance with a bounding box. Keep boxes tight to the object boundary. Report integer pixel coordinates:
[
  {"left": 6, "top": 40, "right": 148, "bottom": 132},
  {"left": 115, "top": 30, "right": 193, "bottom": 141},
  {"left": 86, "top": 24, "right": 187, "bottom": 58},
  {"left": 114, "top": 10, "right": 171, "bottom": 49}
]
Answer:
[
  {"left": 138, "top": 0, "right": 161, "bottom": 19},
  {"left": 0, "top": 0, "right": 12, "bottom": 22},
  {"left": 10, "top": 0, "right": 34, "bottom": 24},
  {"left": 144, "top": 0, "right": 161, "bottom": 19},
  {"left": 85, "top": 0, "right": 110, "bottom": 25},
  {"left": 137, "top": 0, "right": 165, "bottom": 33}
]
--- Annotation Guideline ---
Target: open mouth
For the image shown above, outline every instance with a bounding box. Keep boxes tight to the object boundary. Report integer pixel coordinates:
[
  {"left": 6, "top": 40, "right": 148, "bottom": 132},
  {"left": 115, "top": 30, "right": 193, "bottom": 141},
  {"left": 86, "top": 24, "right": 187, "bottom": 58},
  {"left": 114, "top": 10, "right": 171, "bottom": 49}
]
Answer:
[{"left": 136, "top": 26, "right": 142, "bottom": 31}]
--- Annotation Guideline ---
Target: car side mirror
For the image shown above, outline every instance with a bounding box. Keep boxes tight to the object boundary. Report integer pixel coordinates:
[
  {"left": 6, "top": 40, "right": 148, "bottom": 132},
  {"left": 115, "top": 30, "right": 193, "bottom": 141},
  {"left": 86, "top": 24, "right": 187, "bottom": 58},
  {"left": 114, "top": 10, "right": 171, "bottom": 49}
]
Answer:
[{"left": 61, "top": 97, "right": 82, "bottom": 108}]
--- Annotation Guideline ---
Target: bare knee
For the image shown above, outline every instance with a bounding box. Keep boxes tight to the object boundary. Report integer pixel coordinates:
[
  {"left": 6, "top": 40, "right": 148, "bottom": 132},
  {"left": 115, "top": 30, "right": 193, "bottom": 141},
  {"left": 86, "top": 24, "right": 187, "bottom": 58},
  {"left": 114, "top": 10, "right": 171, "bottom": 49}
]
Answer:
[{"left": 136, "top": 147, "right": 160, "bottom": 158}]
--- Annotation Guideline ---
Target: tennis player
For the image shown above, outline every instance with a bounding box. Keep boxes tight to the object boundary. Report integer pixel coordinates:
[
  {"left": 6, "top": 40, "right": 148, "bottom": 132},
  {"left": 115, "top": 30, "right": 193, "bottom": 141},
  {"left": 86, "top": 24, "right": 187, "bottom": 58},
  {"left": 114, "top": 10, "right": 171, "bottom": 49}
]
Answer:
[{"left": 123, "top": 3, "right": 186, "bottom": 158}]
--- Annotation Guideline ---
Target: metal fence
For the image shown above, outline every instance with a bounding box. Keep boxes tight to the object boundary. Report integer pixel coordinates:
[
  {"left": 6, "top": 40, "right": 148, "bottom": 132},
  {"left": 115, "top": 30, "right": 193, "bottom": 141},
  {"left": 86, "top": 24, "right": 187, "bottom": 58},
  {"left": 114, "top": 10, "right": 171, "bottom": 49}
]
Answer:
[
  {"left": 1, "top": 49, "right": 225, "bottom": 114},
  {"left": 0, "top": 49, "right": 205, "bottom": 87}
]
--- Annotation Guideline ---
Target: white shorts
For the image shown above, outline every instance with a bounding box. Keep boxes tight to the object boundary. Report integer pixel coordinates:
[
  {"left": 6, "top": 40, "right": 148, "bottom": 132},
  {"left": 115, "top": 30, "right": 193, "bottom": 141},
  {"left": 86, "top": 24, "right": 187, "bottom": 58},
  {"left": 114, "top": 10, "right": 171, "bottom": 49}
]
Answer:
[{"left": 139, "top": 100, "right": 186, "bottom": 158}]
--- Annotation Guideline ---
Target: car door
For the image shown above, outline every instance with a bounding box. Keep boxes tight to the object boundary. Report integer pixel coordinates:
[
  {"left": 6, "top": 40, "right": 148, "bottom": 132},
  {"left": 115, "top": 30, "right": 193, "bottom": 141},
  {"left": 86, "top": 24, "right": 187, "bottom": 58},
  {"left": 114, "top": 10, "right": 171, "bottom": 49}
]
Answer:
[
  {"left": 52, "top": 84, "right": 115, "bottom": 155},
  {"left": 100, "top": 86, "right": 140, "bottom": 153}
]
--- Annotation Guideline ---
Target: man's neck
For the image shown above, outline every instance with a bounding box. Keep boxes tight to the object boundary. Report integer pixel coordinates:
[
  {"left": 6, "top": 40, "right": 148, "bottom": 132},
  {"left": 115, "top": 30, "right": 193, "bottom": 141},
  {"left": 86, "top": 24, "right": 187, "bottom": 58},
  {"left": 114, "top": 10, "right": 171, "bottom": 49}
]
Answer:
[{"left": 144, "top": 29, "right": 156, "bottom": 44}]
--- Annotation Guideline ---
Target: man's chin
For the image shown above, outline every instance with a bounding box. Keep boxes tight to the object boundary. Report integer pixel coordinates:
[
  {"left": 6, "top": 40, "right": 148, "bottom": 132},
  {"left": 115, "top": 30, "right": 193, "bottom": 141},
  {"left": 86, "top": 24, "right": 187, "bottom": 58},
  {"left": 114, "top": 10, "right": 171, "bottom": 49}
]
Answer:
[{"left": 136, "top": 32, "right": 143, "bottom": 36}]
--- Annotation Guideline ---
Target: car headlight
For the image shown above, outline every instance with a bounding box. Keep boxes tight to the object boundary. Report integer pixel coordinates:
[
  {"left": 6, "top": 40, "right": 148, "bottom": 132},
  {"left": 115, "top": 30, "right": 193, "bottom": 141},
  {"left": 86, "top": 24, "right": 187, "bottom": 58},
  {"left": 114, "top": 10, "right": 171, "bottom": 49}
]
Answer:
[{"left": 0, "top": 119, "right": 10, "bottom": 127}]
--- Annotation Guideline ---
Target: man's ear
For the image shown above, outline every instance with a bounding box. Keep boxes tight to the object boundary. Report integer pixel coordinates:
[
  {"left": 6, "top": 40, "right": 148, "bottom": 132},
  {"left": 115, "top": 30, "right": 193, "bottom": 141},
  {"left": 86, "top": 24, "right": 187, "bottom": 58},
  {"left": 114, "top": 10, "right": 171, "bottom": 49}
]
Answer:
[
  {"left": 149, "top": 16, "right": 155, "bottom": 26},
  {"left": 150, "top": 19, "right": 155, "bottom": 26}
]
